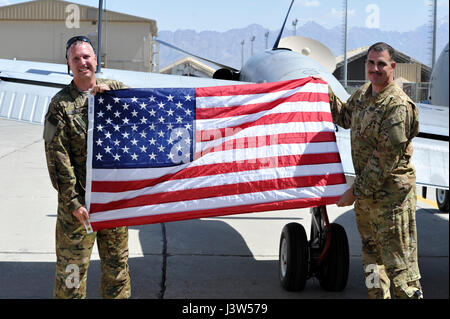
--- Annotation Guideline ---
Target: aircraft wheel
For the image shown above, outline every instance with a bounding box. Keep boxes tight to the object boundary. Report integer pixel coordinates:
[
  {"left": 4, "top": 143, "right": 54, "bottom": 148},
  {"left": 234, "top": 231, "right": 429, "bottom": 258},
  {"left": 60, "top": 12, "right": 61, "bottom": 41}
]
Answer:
[
  {"left": 279, "top": 223, "right": 308, "bottom": 291},
  {"left": 436, "top": 189, "right": 449, "bottom": 212},
  {"left": 318, "top": 223, "right": 349, "bottom": 292}
]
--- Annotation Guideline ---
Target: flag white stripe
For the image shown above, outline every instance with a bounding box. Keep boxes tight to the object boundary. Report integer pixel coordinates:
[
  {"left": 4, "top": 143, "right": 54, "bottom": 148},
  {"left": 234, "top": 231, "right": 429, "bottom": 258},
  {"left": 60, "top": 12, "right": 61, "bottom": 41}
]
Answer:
[
  {"left": 196, "top": 142, "right": 339, "bottom": 167},
  {"left": 92, "top": 162, "right": 189, "bottom": 182},
  {"left": 196, "top": 121, "right": 335, "bottom": 153},
  {"left": 92, "top": 141, "right": 340, "bottom": 181},
  {"left": 89, "top": 184, "right": 348, "bottom": 222},
  {"left": 196, "top": 83, "right": 329, "bottom": 108},
  {"left": 196, "top": 101, "right": 331, "bottom": 131},
  {"left": 91, "top": 163, "right": 345, "bottom": 203}
]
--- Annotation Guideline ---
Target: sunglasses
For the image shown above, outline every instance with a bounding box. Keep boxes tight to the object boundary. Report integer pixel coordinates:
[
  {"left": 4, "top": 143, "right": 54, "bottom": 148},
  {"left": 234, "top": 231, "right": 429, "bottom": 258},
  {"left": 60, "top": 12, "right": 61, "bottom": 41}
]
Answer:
[
  {"left": 65, "top": 36, "right": 96, "bottom": 75},
  {"left": 65, "top": 36, "right": 94, "bottom": 59}
]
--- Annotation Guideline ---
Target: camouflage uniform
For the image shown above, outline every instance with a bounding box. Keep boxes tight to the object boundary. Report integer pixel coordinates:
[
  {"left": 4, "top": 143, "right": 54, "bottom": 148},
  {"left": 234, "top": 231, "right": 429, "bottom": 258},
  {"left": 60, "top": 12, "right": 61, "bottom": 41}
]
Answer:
[
  {"left": 43, "top": 79, "right": 131, "bottom": 299},
  {"left": 329, "top": 81, "right": 422, "bottom": 299}
]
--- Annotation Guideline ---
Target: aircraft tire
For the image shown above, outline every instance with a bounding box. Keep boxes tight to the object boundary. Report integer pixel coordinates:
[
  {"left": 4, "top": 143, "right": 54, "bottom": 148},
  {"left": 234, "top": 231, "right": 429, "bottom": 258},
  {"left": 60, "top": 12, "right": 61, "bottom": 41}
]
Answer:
[
  {"left": 279, "top": 223, "right": 308, "bottom": 291},
  {"left": 436, "top": 189, "right": 449, "bottom": 213},
  {"left": 318, "top": 223, "right": 349, "bottom": 292}
]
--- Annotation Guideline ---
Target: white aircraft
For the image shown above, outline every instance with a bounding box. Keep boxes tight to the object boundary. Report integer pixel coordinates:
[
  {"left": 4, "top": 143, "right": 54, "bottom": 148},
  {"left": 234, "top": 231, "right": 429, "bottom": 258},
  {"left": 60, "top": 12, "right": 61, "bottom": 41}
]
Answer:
[
  {"left": 417, "top": 43, "right": 449, "bottom": 212},
  {"left": 0, "top": 0, "right": 447, "bottom": 294}
]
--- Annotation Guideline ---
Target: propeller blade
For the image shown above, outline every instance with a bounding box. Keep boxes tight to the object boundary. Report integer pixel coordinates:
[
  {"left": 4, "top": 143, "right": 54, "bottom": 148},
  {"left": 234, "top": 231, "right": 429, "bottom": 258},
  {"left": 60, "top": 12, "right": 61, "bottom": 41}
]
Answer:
[
  {"left": 272, "top": 0, "right": 295, "bottom": 50},
  {"left": 154, "top": 38, "right": 239, "bottom": 72}
]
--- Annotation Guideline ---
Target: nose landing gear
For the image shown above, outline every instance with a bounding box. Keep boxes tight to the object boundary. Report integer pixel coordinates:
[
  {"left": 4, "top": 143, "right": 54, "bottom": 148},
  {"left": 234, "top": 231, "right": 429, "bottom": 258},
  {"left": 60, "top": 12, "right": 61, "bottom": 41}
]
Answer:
[{"left": 279, "top": 206, "right": 349, "bottom": 292}]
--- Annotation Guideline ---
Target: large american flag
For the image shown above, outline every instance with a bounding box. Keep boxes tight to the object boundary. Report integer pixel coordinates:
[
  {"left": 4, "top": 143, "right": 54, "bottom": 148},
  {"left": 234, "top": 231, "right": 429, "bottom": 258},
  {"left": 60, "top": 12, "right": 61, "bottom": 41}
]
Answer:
[{"left": 86, "top": 77, "right": 347, "bottom": 231}]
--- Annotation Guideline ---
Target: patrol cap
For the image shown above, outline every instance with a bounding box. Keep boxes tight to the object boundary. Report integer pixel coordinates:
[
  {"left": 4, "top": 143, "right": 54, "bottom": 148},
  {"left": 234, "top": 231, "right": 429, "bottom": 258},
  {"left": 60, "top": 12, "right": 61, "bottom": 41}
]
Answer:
[{"left": 65, "top": 35, "right": 95, "bottom": 59}]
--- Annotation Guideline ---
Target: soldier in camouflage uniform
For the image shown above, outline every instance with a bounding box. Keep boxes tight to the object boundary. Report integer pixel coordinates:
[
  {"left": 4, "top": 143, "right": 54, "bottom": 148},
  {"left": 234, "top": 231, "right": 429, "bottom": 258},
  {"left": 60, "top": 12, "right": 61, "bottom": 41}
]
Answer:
[
  {"left": 43, "top": 36, "right": 131, "bottom": 298},
  {"left": 327, "top": 42, "right": 422, "bottom": 299}
]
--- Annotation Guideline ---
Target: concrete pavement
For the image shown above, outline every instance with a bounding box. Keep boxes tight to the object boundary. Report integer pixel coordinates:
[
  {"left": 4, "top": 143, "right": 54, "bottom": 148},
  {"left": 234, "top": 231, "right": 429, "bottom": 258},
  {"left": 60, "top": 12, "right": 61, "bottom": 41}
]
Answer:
[{"left": 0, "top": 118, "right": 448, "bottom": 299}]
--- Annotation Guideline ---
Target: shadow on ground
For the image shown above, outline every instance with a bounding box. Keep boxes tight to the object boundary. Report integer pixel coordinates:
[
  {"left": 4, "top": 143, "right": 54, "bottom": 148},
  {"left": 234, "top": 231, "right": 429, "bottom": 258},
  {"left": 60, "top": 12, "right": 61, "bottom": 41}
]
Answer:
[{"left": 0, "top": 208, "right": 447, "bottom": 299}]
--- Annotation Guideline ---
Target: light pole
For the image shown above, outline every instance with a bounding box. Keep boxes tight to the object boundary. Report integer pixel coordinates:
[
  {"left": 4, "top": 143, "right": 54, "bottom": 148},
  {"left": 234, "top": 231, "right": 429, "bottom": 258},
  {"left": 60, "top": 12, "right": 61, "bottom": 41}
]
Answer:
[
  {"left": 264, "top": 31, "right": 269, "bottom": 50},
  {"left": 343, "top": 0, "right": 348, "bottom": 88},
  {"left": 431, "top": 0, "right": 437, "bottom": 68},
  {"left": 250, "top": 36, "right": 255, "bottom": 56},
  {"left": 292, "top": 18, "right": 298, "bottom": 36},
  {"left": 241, "top": 40, "right": 245, "bottom": 68},
  {"left": 96, "top": 0, "right": 103, "bottom": 73}
]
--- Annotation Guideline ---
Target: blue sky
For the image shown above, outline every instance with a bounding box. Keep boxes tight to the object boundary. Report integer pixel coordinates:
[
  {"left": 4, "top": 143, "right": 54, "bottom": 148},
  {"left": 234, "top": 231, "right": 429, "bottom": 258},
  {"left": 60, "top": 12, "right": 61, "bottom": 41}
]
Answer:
[{"left": 0, "top": 0, "right": 448, "bottom": 32}]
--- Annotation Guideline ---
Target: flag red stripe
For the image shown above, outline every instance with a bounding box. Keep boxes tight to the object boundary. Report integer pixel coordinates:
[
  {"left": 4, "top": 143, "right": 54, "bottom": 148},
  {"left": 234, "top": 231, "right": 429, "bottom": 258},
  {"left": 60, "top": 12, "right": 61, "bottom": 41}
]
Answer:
[
  {"left": 196, "top": 92, "right": 330, "bottom": 119},
  {"left": 195, "top": 77, "right": 327, "bottom": 97},
  {"left": 196, "top": 111, "right": 333, "bottom": 142},
  {"left": 196, "top": 131, "right": 336, "bottom": 158},
  {"left": 90, "top": 173, "right": 346, "bottom": 213},
  {"left": 91, "top": 152, "right": 342, "bottom": 193},
  {"left": 90, "top": 195, "right": 340, "bottom": 231}
]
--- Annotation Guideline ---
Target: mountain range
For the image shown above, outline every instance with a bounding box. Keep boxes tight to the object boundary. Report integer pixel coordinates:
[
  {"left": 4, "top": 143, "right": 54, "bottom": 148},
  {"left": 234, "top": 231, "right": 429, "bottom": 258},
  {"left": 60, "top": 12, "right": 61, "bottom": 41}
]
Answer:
[{"left": 157, "top": 16, "right": 449, "bottom": 70}]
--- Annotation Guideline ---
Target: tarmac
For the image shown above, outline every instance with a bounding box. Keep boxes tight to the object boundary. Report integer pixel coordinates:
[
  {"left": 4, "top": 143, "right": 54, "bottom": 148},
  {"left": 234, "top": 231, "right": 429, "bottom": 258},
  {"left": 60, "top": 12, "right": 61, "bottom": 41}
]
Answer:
[{"left": 0, "top": 118, "right": 448, "bottom": 299}]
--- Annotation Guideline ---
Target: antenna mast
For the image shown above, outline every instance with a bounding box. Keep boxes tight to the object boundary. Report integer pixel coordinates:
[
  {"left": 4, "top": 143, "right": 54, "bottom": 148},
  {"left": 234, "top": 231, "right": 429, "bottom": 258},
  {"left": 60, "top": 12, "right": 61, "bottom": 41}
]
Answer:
[
  {"left": 96, "top": 0, "right": 103, "bottom": 73},
  {"left": 272, "top": 0, "right": 295, "bottom": 50},
  {"left": 342, "top": 0, "right": 348, "bottom": 88},
  {"left": 430, "top": 0, "right": 437, "bottom": 68}
]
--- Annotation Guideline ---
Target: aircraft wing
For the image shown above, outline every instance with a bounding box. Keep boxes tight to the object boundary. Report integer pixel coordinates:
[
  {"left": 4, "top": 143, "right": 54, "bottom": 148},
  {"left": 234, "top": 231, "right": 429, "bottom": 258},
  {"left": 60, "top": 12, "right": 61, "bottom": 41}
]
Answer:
[
  {"left": 414, "top": 103, "right": 449, "bottom": 189},
  {"left": 413, "top": 136, "right": 449, "bottom": 189},
  {"left": 0, "top": 59, "right": 244, "bottom": 125},
  {"left": 416, "top": 103, "right": 449, "bottom": 138}
]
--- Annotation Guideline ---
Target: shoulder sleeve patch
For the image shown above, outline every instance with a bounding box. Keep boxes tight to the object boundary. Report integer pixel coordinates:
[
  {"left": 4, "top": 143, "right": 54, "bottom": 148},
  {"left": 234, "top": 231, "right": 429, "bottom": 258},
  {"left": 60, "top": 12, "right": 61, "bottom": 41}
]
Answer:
[
  {"left": 386, "top": 109, "right": 408, "bottom": 146},
  {"left": 43, "top": 114, "right": 59, "bottom": 143}
]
